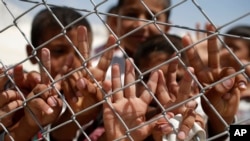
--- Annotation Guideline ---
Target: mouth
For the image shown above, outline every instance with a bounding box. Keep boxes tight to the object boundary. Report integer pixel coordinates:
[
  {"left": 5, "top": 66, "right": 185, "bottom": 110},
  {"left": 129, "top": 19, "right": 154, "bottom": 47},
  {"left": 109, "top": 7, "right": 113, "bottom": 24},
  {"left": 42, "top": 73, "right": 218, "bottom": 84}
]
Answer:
[{"left": 129, "top": 35, "right": 148, "bottom": 42}]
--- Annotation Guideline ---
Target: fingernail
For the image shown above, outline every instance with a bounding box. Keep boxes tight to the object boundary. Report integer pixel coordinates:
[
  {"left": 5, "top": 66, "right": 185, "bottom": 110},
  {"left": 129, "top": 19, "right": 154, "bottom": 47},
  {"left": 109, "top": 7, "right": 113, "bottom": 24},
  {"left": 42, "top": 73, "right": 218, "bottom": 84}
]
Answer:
[
  {"left": 222, "top": 79, "right": 233, "bottom": 89},
  {"left": 47, "top": 96, "right": 58, "bottom": 107},
  {"left": 178, "top": 131, "right": 186, "bottom": 140},
  {"left": 238, "top": 81, "right": 247, "bottom": 90},
  {"left": 46, "top": 108, "right": 54, "bottom": 114},
  {"left": 160, "top": 124, "right": 172, "bottom": 134},
  {"left": 76, "top": 78, "right": 85, "bottom": 90},
  {"left": 72, "top": 97, "right": 78, "bottom": 103},
  {"left": 35, "top": 76, "right": 41, "bottom": 83},
  {"left": 186, "top": 100, "right": 197, "bottom": 109},
  {"left": 76, "top": 91, "right": 83, "bottom": 97}
]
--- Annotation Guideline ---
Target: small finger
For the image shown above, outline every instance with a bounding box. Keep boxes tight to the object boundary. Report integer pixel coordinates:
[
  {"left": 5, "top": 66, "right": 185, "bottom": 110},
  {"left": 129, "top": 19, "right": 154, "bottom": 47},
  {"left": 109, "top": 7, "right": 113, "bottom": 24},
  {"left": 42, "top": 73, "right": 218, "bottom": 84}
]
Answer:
[
  {"left": 215, "top": 68, "right": 236, "bottom": 95},
  {"left": 63, "top": 78, "right": 78, "bottom": 103},
  {"left": 77, "top": 26, "right": 90, "bottom": 63},
  {"left": 178, "top": 109, "right": 196, "bottom": 140},
  {"left": 76, "top": 78, "right": 97, "bottom": 97},
  {"left": 95, "top": 35, "right": 115, "bottom": 81},
  {"left": 124, "top": 58, "right": 136, "bottom": 98},
  {"left": 156, "top": 70, "right": 172, "bottom": 106},
  {"left": 31, "top": 84, "right": 51, "bottom": 101},
  {"left": 178, "top": 67, "right": 194, "bottom": 101},
  {"left": 111, "top": 63, "right": 123, "bottom": 101},
  {"left": 206, "top": 24, "right": 220, "bottom": 70},
  {"left": 140, "top": 70, "right": 159, "bottom": 104},
  {"left": 41, "top": 48, "right": 51, "bottom": 84},
  {"left": 235, "top": 73, "right": 247, "bottom": 91},
  {"left": 28, "top": 98, "right": 54, "bottom": 115},
  {"left": 0, "top": 90, "right": 21, "bottom": 107},
  {"left": 13, "top": 65, "right": 25, "bottom": 87},
  {"left": 26, "top": 71, "right": 41, "bottom": 88},
  {"left": 166, "top": 57, "right": 178, "bottom": 89},
  {"left": 0, "top": 100, "right": 23, "bottom": 114},
  {"left": 182, "top": 34, "right": 204, "bottom": 73}
]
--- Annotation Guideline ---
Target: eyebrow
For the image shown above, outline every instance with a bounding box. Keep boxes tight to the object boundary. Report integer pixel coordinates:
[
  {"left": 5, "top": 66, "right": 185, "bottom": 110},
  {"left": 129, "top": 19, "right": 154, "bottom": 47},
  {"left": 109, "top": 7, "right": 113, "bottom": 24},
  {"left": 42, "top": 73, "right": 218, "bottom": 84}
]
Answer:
[
  {"left": 120, "top": 7, "right": 159, "bottom": 19},
  {"left": 120, "top": 6, "right": 139, "bottom": 12}
]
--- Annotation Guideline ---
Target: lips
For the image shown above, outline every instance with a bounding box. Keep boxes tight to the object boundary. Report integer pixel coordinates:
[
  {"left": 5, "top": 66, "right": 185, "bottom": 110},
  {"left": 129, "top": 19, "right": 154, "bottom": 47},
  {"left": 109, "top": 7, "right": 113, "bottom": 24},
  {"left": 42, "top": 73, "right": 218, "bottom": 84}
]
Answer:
[{"left": 129, "top": 35, "right": 148, "bottom": 42}]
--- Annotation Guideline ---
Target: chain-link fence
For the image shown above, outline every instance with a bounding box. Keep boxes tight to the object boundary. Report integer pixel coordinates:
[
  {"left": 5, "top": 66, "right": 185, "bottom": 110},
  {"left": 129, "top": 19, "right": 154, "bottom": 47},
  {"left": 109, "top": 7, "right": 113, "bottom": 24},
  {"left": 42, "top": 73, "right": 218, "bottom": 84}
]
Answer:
[{"left": 1, "top": 0, "right": 250, "bottom": 141}]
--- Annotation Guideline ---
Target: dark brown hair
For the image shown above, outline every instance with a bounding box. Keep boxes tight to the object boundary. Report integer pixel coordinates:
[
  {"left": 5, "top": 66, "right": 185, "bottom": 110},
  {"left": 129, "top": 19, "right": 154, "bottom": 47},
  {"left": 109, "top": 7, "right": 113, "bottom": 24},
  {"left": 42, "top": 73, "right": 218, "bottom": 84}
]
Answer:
[
  {"left": 31, "top": 6, "right": 92, "bottom": 48},
  {"left": 117, "top": 0, "right": 171, "bottom": 22}
]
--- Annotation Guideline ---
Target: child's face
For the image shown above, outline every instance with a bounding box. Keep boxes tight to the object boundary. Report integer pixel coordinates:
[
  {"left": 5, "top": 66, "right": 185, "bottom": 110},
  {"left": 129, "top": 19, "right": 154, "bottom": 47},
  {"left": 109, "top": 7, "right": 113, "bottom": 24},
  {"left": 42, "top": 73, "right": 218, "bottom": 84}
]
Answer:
[
  {"left": 136, "top": 51, "right": 190, "bottom": 98},
  {"left": 220, "top": 37, "right": 250, "bottom": 68},
  {"left": 136, "top": 52, "right": 169, "bottom": 96},
  {"left": 116, "top": 0, "right": 169, "bottom": 56},
  {"left": 37, "top": 28, "right": 82, "bottom": 78}
]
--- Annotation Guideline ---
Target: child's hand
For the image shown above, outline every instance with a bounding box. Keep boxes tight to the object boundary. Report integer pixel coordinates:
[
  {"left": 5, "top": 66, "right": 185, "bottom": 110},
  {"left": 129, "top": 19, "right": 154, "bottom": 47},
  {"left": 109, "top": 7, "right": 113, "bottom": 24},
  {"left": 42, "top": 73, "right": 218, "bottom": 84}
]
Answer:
[
  {"left": 61, "top": 26, "right": 115, "bottom": 124},
  {"left": 183, "top": 24, "right": 247, "bottom": 136},
  {"left": 23, "top": 48, "right": 65, "bottom": 127},
  {"left": 103, "top": 59, "right": 159, "bottom": 141},
  {"left": 4, "top": 48, "right": 70, "bottom": 141},
  {"left": 0, "top": 89, "right": 22, "bottom": 132}
]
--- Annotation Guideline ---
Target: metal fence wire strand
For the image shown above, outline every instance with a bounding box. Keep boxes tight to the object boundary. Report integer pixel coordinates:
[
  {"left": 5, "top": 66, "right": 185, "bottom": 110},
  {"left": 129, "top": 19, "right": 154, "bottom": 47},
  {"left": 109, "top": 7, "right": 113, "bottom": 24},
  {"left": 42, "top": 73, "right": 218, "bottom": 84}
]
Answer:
[{"left": 1, "top": 0, "right": 250, "bottom": 141}]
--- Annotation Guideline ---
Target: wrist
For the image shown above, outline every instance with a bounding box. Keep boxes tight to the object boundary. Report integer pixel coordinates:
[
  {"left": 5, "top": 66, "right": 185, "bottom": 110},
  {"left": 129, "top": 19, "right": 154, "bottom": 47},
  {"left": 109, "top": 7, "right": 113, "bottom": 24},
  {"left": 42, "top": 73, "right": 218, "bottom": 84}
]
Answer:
[{"left": 8, "top": 117, "right": 40, "bottom": 141}]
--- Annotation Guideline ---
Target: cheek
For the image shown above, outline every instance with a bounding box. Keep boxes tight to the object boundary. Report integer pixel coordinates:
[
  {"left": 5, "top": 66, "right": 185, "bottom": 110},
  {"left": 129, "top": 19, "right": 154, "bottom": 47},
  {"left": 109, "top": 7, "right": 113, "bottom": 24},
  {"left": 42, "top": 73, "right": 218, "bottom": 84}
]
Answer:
[
  {"left": 235, "top": 50, "right": 249, "bottom": 60},
  {"left": 73, "top": 58, "right": 82, "bottom": 69},
  {"left": 119, "top": 20, "right": 134, "bottom": 34},
  {"left": 149, "top": 24, "right": 163, "bottom": 34},
  {"left": 50, "top": 57, "right": 66, "bottom": 77}
]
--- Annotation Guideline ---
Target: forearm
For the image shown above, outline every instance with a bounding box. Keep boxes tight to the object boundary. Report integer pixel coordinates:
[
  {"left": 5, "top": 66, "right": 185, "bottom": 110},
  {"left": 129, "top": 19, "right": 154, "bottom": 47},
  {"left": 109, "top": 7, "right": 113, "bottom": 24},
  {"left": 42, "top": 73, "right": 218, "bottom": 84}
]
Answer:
[
  {"left": 6, "top": 118, "right": 39, "bottom": 141},
  {"left": 50, "top": 105, "right": 101, "bottom": 140},
  {"left": 50, "top": 110, "right": 79, "bottom": 140},
  {"left": 50, "top": 109, "right": 92, "bottom": 140},
  {"left": 207, "top": 115, "right": 234, "bottom": 140},
  {"left": 105, "top": 130, "right": 127, "bottom": 141}
]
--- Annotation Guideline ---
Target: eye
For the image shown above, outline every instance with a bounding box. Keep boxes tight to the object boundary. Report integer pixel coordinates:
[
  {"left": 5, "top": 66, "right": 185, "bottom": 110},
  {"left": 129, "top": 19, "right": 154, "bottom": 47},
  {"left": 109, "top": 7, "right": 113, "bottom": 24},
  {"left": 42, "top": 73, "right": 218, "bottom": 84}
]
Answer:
[
  {"left": 122, "top": 11, "right": 139, "bottom": 18},
  {"left": 145, "top": 13, "right": 153, "bottom": 20},
  {"left": 228, "top": 46, "right": 239, "bottom": 52},
  {"left": 49, "top": 46, "right": 67, "bottom": 56}
]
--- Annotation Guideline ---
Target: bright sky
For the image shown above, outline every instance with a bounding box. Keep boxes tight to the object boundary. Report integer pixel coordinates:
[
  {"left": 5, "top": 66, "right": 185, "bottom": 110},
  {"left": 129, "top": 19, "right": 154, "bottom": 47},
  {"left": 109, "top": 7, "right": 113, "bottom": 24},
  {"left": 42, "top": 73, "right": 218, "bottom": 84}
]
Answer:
[
  {"left": 170, "top": 0, "right": 250, "bottom": 34},
  {"left": 0, "top": 0, "right": 249, "bottom": 71},
  {"left": 2, "top": 0, "right": 249, "bottom": 33}
]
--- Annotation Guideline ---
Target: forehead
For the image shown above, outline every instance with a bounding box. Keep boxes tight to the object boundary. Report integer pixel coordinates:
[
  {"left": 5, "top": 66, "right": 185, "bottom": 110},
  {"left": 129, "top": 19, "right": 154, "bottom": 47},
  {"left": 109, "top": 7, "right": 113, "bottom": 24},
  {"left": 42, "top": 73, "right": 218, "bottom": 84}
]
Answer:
[
  {"left": 119, "top": 0, "right": 166, "bottom": 13},
  {"left": 42, "top": 27, "right": 76, "bottom": 39},
  {"left": 224, "top": 37, "right": 249, "bottom": 47},
  {"left": 139, "top": 52, "right": 169, "bottom": 71},
  {"left": 40, "top": 28, "right": 78, "bottom": 46}
]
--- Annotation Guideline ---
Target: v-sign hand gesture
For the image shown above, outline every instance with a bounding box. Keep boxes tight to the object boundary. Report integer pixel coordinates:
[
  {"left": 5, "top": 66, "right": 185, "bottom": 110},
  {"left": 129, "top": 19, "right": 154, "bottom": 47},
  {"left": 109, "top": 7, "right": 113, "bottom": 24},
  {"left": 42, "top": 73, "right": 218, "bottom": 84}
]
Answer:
[{"left": 182, "top": 24, "right": 247, "bottom": 137}]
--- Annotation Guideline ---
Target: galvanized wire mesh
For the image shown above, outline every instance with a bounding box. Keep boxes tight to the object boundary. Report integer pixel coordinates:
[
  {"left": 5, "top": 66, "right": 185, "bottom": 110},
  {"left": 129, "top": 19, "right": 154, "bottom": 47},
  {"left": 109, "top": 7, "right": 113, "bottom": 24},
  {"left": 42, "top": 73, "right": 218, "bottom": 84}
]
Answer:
[{"left": 1, "top": 0, "right": 250, "bottom": 141}]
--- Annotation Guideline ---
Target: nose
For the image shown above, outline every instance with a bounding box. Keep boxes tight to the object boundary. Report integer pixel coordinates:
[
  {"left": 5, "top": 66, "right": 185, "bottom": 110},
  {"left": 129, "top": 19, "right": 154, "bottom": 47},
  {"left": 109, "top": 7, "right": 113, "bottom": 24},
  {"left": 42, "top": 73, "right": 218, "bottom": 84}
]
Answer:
[
  {"left": 133, "top": 15, "right": 147, "bottom": 28},
  {"left": 220, "top": 48, "right": 230, "bottom": 57},
  {"left": 220, "top": 48, "right": 231, "bottom": 67}
]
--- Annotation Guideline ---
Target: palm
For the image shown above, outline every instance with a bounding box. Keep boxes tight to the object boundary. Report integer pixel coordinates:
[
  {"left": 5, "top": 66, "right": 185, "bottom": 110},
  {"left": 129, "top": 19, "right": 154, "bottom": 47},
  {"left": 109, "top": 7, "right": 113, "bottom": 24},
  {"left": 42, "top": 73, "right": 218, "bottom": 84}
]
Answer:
[
  {"left": 200, "top": 68, "right": 241, "bottom": 119},
  {"left": 182, "top": 24, "right": 246, "bottom": 131},
  {"left": 62, "top": 26, "right": 115, "bottom": 123},
  {"left": 103, "top": 98, "right": 149, "bottom": 140},
  {"left": 103, "top": 59, "right": 160, "bottom": 141}
]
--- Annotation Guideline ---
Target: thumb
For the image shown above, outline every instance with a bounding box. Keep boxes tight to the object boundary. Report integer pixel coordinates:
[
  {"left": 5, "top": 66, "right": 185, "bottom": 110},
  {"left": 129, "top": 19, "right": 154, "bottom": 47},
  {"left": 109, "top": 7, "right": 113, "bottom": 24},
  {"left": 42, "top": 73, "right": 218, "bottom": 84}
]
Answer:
[{"left": 209, "top": 67, "right": 236, "bottom": 98}]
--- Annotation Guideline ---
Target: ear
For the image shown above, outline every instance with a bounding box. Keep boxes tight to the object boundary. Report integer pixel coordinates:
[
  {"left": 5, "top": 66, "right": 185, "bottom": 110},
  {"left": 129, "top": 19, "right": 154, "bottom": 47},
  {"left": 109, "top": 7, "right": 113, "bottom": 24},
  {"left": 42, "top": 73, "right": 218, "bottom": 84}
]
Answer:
[
  {"left": 26, "top": 44, "right": 37, "bottom": 64},
  {"left": 164, "top": 21, "right": 171, "bottom": 33},
  {"left": 107, "top": 15, "right": 118, "bottom": 34}
]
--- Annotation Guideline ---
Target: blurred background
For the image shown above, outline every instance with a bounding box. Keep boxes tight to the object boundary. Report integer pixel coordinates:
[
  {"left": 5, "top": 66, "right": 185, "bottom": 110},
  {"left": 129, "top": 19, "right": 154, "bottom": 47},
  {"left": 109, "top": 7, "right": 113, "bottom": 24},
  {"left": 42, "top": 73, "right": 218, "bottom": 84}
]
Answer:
[{"left": 1, "top": 0, "right": 249, "bottom": 71}]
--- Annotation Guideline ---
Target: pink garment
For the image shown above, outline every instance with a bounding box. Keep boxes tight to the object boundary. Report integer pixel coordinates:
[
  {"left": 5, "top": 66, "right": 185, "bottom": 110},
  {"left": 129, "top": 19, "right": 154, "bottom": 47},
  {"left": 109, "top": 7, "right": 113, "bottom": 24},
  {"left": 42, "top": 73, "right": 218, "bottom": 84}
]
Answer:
[{"left": 84, "top": 127, "right": 105, "bottom": 141}]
